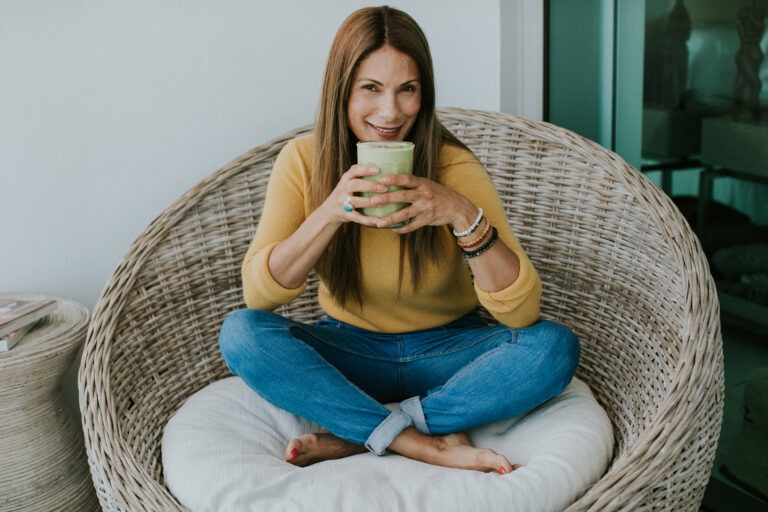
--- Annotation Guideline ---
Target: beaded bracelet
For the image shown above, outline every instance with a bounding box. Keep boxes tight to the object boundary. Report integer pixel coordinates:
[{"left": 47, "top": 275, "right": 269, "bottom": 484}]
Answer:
[
  {"left": 452, "top": 208, "right": 484, "bottom": 237},
  {"left": 462, "top": 227, "right": 499, "bottom": 258},
  {"left": 457, "top": 219, "right": 492, "bottom": 249}
]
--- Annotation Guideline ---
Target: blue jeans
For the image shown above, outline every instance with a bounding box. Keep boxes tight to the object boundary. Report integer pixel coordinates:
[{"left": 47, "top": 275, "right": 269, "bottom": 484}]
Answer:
[{"left": 219, "top": 308, "right": 579, "bottom": 455}]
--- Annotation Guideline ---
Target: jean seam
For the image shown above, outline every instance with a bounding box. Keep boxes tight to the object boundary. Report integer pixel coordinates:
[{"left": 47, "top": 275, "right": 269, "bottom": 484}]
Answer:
[
  {"left": 421, "top": 329, "right": 519, "bottom": 407},
  {"left": 399, "top": 328, "right": 507, "bottom": 363},
  {"left": 296, "top": 318, "right": 507, "bottom": 363},
  {"left": 397, "top": 335, "right": 405, "bottom": 398},
  {"left": 289, "top": 323, "right": 396, "bottom": 362}
]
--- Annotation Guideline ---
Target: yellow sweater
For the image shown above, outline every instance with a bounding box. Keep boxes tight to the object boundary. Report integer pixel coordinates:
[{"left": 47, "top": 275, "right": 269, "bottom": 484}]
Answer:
[{"left": 242, "top": 134, "right": 541, "bottom": 333}]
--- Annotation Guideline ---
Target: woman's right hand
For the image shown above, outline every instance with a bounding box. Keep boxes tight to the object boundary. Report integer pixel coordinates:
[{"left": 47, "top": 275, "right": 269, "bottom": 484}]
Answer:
[
  {"left": 265, "top": 164, "right": 387, "bottom": 289},
  {"left": 324, "top": 164, "right": 389, "bottom": 227}
]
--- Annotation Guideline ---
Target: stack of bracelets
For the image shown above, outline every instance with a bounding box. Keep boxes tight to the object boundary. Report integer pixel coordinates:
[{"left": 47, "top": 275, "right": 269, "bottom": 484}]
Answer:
[{"left": 452, "top": 208, "right": 500, "bottom": 259}]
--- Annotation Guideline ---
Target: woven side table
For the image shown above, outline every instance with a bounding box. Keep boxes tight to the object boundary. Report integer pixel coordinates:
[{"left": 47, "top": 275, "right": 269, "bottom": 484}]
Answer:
[{"left": 0, "top": 294, "right": 98, "bottom": 511}]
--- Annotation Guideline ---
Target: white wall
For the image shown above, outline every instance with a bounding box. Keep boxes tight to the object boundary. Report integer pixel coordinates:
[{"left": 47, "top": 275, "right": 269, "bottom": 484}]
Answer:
[
  {"left": 500, "top": 0, "right": 544, "bottom": 119},
  {"left": 0, "top": 0, "right": 512, "bottom": 310}
]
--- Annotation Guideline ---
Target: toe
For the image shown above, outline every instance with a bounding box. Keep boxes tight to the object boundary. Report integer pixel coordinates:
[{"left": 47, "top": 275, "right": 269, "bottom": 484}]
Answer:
[
  {"left": 498, "top": 461, "right": 521, "bottom": 474},
  {"left": 285, "top": 439, "right": 302, "bottom": 462}
]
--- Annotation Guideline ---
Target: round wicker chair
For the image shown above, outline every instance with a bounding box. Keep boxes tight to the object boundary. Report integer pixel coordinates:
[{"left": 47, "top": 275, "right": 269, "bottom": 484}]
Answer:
[{"left": 79, "top": 108, "right": 724, "bottom": 511}]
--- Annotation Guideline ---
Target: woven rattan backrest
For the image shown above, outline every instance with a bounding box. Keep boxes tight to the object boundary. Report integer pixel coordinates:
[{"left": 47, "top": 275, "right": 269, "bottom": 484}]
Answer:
[{"left": 81, "top": 107, "right": 722, "bottom": 511}]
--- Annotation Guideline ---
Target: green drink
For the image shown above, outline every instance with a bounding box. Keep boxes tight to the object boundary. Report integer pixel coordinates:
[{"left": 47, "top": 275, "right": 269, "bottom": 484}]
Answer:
[{"left": 357, "top": 141, "right": 414, "bottom": 228}]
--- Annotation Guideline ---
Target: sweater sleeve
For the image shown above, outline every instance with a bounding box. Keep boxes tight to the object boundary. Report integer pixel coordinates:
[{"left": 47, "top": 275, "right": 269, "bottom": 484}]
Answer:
[
  {"left": 441, "top": 147, "right": 542, "bottom": 328},
  {"left": 241, "top": 137, "right": 310, "bottom": 310}
]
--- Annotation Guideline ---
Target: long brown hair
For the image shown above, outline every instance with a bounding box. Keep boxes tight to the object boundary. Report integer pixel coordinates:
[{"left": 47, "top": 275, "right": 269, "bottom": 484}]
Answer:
[{"left": 313, "top": 5, "right": 468, "bottom": 306}]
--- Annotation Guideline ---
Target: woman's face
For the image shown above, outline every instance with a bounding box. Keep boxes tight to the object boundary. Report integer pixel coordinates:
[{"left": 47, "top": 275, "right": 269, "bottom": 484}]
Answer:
[{"left": 347, "top": 45, "right": 422, "bottom": 142}]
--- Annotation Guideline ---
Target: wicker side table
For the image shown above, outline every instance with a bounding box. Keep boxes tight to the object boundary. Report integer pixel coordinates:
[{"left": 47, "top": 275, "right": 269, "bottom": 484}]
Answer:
[{"left": 0, "top": 294, "right": 98, "bottom": 511}]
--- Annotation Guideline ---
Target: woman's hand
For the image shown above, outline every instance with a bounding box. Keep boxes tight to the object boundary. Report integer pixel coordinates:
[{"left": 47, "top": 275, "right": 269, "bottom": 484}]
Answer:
[
  {"left": 364, "top": 173, "right": 522, "bottom": 293},
  {"left": 267, "top": 164, "right": 387, "bottom": 289},
  {"left": 323, "top": 164, "right": 392, "bottom": 228},
  {"left": 367, "top": 173, "right": 477, "bottom": 233}
]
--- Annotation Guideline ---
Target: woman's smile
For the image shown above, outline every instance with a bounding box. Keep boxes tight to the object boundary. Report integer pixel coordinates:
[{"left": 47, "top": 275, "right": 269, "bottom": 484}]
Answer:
[{"left": 367, "top": 122, "right": 403, "bottom": 139}]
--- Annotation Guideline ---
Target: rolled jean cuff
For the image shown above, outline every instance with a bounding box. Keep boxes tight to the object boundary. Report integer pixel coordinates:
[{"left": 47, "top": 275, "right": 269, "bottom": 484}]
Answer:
[
  {"left": 400, "top": 396, "right": 430, "bottom": 434},
  {"left": 364, "top": 410, "right": 413, "bottom": 456}
]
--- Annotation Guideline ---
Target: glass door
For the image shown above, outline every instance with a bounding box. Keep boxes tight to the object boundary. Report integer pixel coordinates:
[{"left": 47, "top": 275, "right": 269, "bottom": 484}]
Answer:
[{"left": 548, "top": 1, "right": 768, "bottom": 509}]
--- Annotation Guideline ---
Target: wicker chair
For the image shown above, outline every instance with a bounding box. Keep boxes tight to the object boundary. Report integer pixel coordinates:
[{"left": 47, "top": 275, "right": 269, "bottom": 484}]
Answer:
[{"left": 79, "top": 108, "right": 724, "bottom": 511}]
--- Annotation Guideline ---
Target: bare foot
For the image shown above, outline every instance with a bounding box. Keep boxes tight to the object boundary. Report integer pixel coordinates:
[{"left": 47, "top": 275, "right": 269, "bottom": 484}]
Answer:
[
  {"left": 389, "top": 429, "right": 521, "bottom": 474},
  {"left": 284, "top": 433, "right": 366, "bottom": 467}
]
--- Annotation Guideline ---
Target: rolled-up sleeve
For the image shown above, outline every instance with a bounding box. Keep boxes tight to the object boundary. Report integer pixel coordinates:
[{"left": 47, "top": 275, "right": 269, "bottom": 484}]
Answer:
[
  {"left": 242, "top": 242, "right": 307, "bottom": 310},
  {"left": 474, "top": 251, "right": 542, "bottom": 328}
]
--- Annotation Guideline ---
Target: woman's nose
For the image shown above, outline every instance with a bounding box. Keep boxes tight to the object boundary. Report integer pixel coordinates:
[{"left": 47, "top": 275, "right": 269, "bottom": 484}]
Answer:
[{"left": 378, "top": 92, "right": 399, "bottom": 121}]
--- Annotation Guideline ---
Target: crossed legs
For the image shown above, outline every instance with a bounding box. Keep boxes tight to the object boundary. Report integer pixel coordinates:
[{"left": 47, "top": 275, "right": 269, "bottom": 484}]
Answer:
[{"left": 219, "top": 309, "right": 578, "bottom": 473}]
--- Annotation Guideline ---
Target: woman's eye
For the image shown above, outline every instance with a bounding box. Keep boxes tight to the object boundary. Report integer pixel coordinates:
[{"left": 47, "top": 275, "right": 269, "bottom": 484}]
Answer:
[
  {"left": 362, "top": 84, "right": 378, "bottom": 92},
  {"left": 401, "top": 84, "right": 418, "bottom": 93}
]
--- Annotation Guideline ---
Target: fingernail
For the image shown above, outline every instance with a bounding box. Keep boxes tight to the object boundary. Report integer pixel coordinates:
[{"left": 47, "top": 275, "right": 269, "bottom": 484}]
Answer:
[{"left": 498, "top": 466, "right": 507, "bottom": 474}]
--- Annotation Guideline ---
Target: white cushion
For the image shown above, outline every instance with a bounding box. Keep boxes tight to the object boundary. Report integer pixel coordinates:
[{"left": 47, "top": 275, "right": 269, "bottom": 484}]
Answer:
[{"left": 162, "top": 376, "right": 613, "bottom": 512}]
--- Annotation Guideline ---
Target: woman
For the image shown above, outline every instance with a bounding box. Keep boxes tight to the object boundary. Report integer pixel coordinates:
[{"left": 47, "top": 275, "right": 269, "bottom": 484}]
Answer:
[{"left": 219, "top": 6, "right": 578, "bottom": 475}]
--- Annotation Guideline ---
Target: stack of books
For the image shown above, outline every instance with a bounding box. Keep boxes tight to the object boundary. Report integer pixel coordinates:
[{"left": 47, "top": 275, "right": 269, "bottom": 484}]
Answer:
[{"left": 0, "top": 298, "right": 57, "bottom": 351}]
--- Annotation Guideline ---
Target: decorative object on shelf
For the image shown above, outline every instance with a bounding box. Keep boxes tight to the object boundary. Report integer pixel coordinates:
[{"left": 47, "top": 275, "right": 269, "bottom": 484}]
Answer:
[
  {"left": 641, "top": 0, "right": 698, "bottom": 164},
  {"left": 734, "top": 1, "right": 766, "bottom": 121},
  {"left": 662, "top": 0, "right": 692, "bottom": 110},
  {"left": 643, "top": 0, "right": 692, "bottom": 111},
  {"left": 0, "top": 294, "right": 99, "bottom": 511}
]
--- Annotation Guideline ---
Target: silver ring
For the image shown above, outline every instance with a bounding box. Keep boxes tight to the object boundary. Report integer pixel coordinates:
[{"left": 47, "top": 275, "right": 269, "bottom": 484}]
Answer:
[{"left": 342, "top": 197, "right": 354, "bottom": 212}]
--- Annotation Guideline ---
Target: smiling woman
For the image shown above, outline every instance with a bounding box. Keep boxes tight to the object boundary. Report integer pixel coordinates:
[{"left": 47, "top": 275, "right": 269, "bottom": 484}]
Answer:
[
  {"left": 308, "top": 6, "right": 496, "bottom": 304},
  {"left": 214, "top": 4, "right": 581, "bottom": 476}
]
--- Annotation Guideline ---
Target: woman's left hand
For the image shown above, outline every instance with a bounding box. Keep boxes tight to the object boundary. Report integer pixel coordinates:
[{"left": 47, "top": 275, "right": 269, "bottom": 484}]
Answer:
[
  {"left": 371, "top": 174, "right": 476, "bottom": 233},
  {"left": 375, "top": 172, "right": 522, "bottom": 294}
]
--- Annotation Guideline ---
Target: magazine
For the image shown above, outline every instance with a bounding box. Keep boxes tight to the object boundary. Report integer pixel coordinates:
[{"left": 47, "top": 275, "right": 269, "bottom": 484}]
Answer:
[{"left": 0, "top": 298, "right": 57, "bottom": 350}]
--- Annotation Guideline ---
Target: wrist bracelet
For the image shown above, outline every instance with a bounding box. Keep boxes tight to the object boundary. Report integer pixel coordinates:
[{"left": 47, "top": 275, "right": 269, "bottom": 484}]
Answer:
[
  {"left": 462, "top": 227, "right": 499, "bottom": 258},
  {"left": 457, "top": 220, "right": 492, "bottom": 249},
  {"left": 452, "top": 208, "right": 484, "bottom": 237}
]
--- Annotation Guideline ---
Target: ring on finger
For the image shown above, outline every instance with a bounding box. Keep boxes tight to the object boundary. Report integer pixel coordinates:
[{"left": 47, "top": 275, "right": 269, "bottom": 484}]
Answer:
[{"left": 342, "top": 196, "right": 354, "bottom": 212}]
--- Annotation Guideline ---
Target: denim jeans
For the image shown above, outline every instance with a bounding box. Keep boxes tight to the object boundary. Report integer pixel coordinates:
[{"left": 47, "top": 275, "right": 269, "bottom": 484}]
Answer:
[{"left": 219, "top": 308, "right": 579, "bottom": 455}]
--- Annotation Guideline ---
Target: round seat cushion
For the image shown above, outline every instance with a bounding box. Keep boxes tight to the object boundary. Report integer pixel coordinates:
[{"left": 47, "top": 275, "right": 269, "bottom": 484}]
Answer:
[{"left": 162, "top": 376, "right": 613, "bottom": 512}]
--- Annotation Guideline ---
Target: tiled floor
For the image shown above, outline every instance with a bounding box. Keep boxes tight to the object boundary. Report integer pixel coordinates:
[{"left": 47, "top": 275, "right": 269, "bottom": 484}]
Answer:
[{"left": 702, "top": 320, "right": 768, "bottom": 512}]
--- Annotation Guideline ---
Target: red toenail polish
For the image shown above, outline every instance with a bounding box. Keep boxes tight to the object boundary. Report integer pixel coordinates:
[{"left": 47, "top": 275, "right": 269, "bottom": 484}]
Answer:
[
  {"left": 499, "top": 466, "right": 507, "bottom": 474},
  {"left": 291, "top": 449, "right": 299, "bottom": 458}
]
